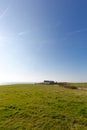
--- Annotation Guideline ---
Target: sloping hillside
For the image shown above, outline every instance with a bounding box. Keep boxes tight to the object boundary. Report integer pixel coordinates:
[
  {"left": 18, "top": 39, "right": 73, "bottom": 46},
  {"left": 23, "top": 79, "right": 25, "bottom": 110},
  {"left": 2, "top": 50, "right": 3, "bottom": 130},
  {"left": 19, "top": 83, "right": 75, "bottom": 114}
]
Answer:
[{"left": 0, "top": 84, "right": 87, "bottom": 130}]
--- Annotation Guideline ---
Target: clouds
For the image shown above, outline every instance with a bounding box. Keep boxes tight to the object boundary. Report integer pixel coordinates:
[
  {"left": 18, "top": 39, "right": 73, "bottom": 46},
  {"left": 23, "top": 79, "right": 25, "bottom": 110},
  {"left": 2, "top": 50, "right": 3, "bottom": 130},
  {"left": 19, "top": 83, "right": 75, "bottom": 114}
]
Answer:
[
  {"left": 0, "top": 30, "right": 27, "bottom": 44},
  {"left": 0, "top": 30, "right": 27, "bottom": 47},
  {"left": 67, "top": 28, "right": 87, "bottom": 36},
  {"left": 62, "top": 28, "right": 87, "bottom": 41},
  {"left": 0, "top": 7, "right": 9, "bottom": 20},
  {"left": 18, "top": 31, "right": 27, "bottom": 36}
]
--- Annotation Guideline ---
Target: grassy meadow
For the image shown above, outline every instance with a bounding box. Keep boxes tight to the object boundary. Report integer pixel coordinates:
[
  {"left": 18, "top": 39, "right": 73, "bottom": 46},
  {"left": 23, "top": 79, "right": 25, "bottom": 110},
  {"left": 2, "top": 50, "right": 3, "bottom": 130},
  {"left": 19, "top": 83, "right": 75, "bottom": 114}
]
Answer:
[
  {"left": 66, "top": 83, "right": 87, "bottom": 88},
  {"left": 0, "top": 84, "right": 87, "bottom": 129}
]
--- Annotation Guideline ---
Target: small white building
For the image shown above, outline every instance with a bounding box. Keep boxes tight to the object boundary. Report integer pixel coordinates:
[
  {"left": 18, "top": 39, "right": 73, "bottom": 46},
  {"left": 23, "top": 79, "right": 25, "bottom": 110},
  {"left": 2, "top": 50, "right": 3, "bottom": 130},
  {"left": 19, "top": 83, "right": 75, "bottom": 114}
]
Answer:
[{"left": 44, "top": 80, "right": 55, "bottom": 84}]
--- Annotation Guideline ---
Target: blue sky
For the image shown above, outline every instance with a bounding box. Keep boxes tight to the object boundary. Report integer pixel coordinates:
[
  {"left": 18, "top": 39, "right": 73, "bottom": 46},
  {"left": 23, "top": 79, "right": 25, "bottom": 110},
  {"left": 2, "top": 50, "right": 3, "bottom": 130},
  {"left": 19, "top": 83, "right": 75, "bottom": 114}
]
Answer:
[{"left": 0, "top": 0, "right": 87, "bottom": 83}]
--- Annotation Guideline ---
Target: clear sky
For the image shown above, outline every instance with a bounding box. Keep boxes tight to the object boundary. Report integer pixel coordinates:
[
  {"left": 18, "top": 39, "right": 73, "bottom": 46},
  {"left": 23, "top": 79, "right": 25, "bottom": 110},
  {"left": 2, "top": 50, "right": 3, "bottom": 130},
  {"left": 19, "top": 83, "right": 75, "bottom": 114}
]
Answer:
[{"left": 0, "top": 0, "right": 87, "bottom": 84}]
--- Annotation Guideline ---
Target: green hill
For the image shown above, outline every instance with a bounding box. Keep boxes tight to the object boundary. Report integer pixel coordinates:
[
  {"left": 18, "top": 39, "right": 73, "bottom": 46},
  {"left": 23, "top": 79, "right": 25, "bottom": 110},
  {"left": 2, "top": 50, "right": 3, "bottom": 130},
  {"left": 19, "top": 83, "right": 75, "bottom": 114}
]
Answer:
[{"left": 0, "top": 84, "right": 87, "bottom": 130}]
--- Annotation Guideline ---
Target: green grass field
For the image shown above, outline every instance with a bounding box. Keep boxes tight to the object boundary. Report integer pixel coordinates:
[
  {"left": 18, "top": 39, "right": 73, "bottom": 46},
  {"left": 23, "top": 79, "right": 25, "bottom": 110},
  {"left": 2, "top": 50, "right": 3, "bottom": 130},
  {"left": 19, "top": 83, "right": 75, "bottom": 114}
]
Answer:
[
  {"left": 0, "top": 84, "right": 87, "bottom": 130},
  {"left": 67, "top": 83, "right": 87, "bottom": 88}
]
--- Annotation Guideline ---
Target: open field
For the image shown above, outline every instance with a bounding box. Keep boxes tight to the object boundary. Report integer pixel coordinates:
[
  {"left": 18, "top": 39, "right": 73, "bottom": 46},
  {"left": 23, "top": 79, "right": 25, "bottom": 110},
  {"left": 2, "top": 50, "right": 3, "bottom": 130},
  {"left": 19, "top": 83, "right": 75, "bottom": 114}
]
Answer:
[
  {"left": 0, "top": 84, "right": 87, "bottom": 130},
  {"left": 57, "top": 82, "right": 87, "bottom": 90},
  {"left": 66, "top": 83, "right": 87, "bottom": 88}
]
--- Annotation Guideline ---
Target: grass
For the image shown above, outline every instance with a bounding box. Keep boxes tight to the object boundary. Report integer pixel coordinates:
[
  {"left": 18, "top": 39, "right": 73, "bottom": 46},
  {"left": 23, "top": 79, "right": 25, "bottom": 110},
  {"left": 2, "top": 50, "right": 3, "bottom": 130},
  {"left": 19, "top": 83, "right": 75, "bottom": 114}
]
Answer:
[
  {"left": 68, "top": 83, "right": 87, "bottom": 88},
  {"left": 0, "top": 84, "right": 87, "bottom": 129}
]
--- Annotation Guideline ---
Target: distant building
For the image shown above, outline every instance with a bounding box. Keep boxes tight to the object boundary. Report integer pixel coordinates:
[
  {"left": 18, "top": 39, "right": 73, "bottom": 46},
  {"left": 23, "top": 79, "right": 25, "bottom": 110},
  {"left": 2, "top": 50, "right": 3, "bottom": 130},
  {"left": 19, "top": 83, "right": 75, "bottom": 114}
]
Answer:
[{"left": 43, "top": 80, "right": 55, "bottom": 85}]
